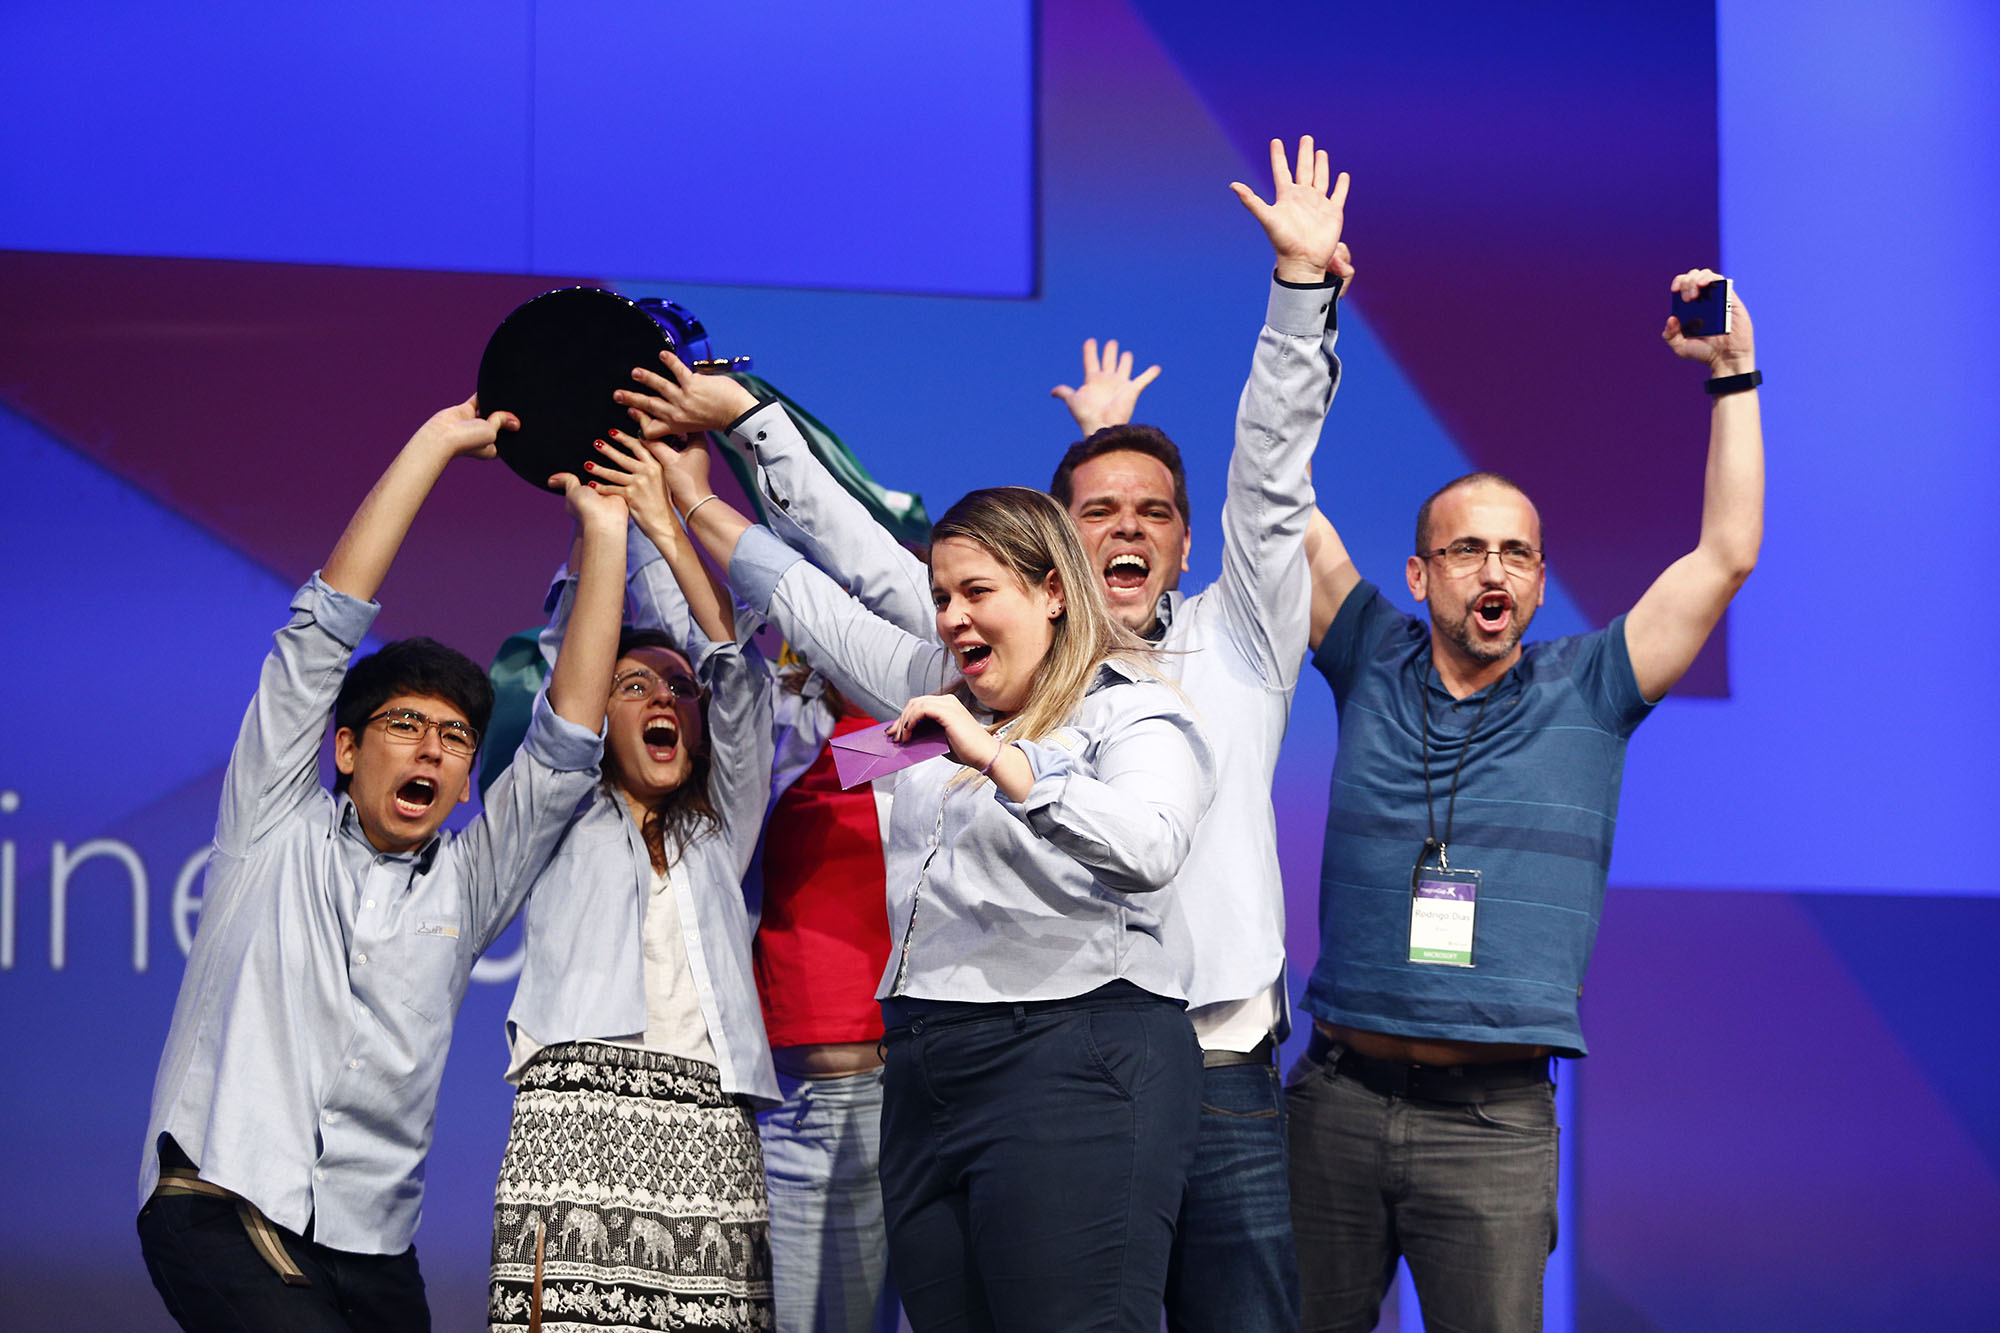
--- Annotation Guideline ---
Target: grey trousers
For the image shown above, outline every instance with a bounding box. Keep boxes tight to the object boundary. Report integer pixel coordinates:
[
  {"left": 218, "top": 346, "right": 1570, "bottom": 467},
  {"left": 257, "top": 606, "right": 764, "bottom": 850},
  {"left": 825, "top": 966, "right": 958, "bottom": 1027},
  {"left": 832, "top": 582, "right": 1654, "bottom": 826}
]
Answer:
[{"left": 1284, "top": 1046, "right": 1557, "bottom": 1333}]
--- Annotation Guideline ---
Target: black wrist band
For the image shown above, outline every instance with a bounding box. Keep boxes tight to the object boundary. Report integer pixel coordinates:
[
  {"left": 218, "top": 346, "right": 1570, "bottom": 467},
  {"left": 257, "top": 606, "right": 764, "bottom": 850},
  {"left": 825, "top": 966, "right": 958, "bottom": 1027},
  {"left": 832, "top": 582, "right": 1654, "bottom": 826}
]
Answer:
[{"left": 1704, "top": 369, "right": 1762, "bottom": 396}]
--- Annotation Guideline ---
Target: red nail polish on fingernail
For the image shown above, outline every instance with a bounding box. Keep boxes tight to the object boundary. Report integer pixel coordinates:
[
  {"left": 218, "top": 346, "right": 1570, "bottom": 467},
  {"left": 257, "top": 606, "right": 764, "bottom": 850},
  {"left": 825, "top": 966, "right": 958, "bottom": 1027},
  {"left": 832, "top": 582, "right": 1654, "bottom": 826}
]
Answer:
[
  {"left": 583, "top": 461, "right": 595, "bottom": 471},
  {"left": 594, "top": 439, "right": 606, "bottom": 449}
]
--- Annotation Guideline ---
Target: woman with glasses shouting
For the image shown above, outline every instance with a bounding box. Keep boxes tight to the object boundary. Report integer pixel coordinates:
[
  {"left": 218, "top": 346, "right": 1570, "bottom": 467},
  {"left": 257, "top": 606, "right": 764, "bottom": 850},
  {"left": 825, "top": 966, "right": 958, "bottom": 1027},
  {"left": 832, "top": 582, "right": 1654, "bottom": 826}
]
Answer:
[{"left": 488, "top": 432, "right": 779, "bottom": 1333}]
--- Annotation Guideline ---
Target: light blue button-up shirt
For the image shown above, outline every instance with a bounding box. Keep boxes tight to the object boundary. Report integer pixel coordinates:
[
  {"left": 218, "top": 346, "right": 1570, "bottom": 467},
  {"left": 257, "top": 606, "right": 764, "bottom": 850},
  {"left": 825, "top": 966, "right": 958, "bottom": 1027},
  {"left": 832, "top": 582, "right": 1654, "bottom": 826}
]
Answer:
[
  {"left": 504, "top": 533, "right": 779, "bottom": 1103},
  {"left": 139, "top": 575, "right": 604, "bottom": 1254},
  {"left": 720, "top": 277, "right": 1341, "bottom": 1027},
  {"left": 731, "top": 525, "right": 1215, "bottom": 1003}
]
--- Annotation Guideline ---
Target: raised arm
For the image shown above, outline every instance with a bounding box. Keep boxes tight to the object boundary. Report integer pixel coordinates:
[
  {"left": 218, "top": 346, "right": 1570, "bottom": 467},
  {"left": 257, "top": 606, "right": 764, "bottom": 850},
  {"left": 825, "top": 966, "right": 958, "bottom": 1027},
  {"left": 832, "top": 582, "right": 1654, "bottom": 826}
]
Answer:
[
  {"left": 321, "top": 395, "right": 517, "bottom": 601},
  {"left": 1215, "top": 135, "right": 1354, "bottom": 681},
  {"left": 214, "top": 401, "right": 507, "bottom": 854},
  {"left": 649, "top": 435, "right": 950, "bottom": 720},
  {"left": 1051, "top": 338, "right": 1162, "bottom": 437},
  {"left": 620, "top": 352, "right": 935, "bottom": 637},
  {"left": 543, "top": 476, "right": 627, "bottom": 732},
  {"left": 589, "top": 429, "right": 736, "bottom": 645},
  {"left": 1623, "top": 269, "right": 1763, "bottom": 701},
  {"left": 1306, "top": 504, "right": 1362, "bottom": 652},
  {"left": 446, "top": 473, "right": 619, "bottom": 944}
]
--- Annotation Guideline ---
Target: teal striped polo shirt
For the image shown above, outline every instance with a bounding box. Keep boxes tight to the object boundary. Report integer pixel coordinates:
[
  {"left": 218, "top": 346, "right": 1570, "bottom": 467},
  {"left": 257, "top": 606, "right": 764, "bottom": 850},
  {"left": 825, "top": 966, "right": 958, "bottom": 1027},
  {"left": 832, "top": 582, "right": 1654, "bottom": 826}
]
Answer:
[{"left": 1303, "top": 581, "right": 1655, "bottom": 1056}]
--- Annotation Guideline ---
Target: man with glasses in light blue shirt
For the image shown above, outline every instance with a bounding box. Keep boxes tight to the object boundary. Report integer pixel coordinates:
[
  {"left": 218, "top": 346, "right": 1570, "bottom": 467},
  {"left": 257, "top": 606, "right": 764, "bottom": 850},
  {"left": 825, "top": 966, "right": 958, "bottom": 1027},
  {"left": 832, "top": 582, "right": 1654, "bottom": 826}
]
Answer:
[{"left": 136, "top": 399, "right": 629, "bottom": 1332}]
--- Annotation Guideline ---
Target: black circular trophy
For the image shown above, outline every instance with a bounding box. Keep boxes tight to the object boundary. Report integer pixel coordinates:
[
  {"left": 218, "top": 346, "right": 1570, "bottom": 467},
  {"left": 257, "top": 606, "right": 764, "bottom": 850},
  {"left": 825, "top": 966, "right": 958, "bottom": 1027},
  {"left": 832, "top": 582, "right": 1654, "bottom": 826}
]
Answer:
[{"left": 475, "top": 287, "right": 749, "bottom": 491}]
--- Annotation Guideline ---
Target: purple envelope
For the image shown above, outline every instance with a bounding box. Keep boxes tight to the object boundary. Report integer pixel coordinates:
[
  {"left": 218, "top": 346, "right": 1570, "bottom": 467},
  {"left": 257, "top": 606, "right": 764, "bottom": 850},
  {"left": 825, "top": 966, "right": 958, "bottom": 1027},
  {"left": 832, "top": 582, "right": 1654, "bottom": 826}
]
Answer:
[{"left": 830, "top": 719, "right": 951, "bottom": 789}]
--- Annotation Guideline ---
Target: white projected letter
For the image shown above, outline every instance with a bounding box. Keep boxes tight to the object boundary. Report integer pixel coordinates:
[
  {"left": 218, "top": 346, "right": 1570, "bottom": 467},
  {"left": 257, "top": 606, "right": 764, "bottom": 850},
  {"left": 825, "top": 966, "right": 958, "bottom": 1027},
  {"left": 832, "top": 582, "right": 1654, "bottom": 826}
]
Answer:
[{"left": 50, "top": 839, "right": 149, "bottom": 972}]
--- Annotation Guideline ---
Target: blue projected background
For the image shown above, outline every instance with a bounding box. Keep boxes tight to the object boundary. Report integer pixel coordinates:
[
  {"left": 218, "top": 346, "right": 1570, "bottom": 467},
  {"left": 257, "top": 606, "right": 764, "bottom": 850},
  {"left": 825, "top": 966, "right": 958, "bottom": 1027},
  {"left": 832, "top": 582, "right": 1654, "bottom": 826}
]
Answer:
[
  {"left": 0, "top": 3, "right": 1035, "bottom": 296},
  {"left": 2, "top": 3, "right": 1995, "bottom": 1331}
]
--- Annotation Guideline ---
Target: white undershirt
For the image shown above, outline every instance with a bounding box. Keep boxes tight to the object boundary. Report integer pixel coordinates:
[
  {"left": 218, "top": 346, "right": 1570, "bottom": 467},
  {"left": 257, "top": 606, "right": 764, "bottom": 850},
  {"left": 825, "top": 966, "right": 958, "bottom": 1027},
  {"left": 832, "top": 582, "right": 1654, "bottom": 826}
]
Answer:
[
  {"left": 507, "top": 859, "right": 715, "bottom": 1079},
  {"left": 1189, "top": 975, "right": 1284, "bottom": 1053}
]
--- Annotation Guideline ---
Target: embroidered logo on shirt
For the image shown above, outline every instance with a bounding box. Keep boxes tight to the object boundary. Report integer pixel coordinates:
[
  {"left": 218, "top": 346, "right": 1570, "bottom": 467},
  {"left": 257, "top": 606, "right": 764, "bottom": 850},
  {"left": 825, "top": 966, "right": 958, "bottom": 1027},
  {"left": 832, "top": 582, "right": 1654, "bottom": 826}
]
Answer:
[
  {"left": 1045, "top": 727, "right": 1086, "bottom": 753},
  {"left": 414, "top": 921, "right": 460, "bottom": 939}
]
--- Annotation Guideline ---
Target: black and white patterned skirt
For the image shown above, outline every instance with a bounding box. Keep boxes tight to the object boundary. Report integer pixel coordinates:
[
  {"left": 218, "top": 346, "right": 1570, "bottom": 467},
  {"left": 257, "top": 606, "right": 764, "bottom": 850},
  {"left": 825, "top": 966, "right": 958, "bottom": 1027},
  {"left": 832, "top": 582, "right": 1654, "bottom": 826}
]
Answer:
[{"left": 490, "top": 1042, "right": 773, "bottom": 1332}]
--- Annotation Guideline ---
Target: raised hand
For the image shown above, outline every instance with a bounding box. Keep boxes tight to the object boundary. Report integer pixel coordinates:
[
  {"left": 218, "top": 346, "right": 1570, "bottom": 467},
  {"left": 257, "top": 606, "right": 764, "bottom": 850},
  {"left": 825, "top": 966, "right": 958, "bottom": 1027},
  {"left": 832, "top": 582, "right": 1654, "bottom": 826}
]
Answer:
[
  {"left": 640, "top": 433, "right": 717, "bottom": 514},
  {"left": 617, "top": 349, "right": 761, "bottom": 437},
  {"left": 550, "top": 469, "right": 628, "bottom": 533},
  {"left": 413, "top": 394, "right": 517, "bottom": 461},
  {"left": 582, "top": 429, "right": 678, "bottom": 537},
  {"left": 1229, "top": 135, "right": 1352, "bottom": 284},
  {"left": 1663, "top": 269, "right": 1755, "bottom": 376},
  {"left": 1051, "top": 337, "right": 1162, "bottom": 434}
]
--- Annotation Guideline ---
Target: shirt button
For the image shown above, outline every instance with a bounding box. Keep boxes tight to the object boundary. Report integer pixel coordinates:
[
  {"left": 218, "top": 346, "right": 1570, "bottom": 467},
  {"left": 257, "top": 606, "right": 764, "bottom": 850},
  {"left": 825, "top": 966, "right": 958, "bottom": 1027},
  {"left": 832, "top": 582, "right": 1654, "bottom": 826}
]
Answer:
[
  {"left": 313, "top": 1169, "right": 326, "bottom": 1181},
  {"left": 364, "top": 899, "right": 376, "bottom": 910},
  {"left": 324, "top": 1110, "right": 340, "bottom": 1123},
  {"left": 348, "top": 1058, "right": 363, "bottom": 1070},
  {"left": 354, "top": 953, "right": 368, "bottom": 965}
]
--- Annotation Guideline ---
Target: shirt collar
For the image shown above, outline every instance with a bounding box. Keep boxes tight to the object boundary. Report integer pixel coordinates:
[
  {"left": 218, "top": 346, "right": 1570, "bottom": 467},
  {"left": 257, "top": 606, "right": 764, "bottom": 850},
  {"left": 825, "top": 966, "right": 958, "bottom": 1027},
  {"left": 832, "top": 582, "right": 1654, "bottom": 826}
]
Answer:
[
  {"left": 1142, "top": 591, "right": 1182, "bottom": 642},
  {"left": 335, "top": 795, "right": 442, "bottom": 873}
]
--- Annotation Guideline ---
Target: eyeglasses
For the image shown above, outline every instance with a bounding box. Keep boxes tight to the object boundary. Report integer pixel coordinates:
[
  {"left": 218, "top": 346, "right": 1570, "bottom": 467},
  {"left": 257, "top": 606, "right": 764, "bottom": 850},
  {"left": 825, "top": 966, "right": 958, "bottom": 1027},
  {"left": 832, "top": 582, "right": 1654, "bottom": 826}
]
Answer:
[
  {"left": 1419, "top": 540, "right": 1545, "bottom": 576},
  {"left": 364, "top": 708, "right": 480, "bottom": 758},
  {"left": 611, "top": 667, "right": 702, "bottom": 703}
]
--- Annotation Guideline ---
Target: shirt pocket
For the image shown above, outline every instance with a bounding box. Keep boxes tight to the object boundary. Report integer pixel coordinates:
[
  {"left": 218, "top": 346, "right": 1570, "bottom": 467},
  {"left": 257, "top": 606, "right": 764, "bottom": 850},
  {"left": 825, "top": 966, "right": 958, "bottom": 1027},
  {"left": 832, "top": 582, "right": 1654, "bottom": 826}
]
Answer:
[{"left": 388, "top": 913, "right": 467, "bottom": 1023}]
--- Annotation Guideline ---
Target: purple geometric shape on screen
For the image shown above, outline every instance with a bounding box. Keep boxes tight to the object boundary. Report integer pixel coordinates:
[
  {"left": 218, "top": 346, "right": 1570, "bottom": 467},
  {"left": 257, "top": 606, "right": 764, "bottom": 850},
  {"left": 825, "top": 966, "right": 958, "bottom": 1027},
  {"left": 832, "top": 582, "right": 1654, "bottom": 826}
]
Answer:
[
  {"left": 1129, "top": 0, "right": 1730, "bottom": 693},
  {"left": 0, "top": 250, "right": 596, "bottom": 660}
]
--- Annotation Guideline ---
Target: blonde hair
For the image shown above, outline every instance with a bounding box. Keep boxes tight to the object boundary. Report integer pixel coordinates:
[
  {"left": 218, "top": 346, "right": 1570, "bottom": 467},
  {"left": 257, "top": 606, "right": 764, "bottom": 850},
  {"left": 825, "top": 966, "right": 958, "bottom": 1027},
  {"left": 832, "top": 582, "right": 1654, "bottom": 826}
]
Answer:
[{"left": 931, "top": 487, "right": 1155, "bottom": 750}]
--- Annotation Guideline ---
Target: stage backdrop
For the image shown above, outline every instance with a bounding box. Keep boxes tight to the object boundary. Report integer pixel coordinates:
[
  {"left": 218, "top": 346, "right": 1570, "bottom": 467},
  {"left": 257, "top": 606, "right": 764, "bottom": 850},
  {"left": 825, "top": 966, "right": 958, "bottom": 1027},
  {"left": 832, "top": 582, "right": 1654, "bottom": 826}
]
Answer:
[{"left": 1, "top": 2, "right": 1994, "bottom": 1330}]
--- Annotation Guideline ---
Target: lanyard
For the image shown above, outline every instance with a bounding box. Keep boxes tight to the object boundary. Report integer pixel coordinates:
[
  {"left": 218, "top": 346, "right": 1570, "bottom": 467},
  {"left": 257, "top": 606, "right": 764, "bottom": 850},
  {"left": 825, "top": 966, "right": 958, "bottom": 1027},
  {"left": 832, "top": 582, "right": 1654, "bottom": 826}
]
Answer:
[{"left": 1414, "top": 661, "right": 1493, "bottom": 886}]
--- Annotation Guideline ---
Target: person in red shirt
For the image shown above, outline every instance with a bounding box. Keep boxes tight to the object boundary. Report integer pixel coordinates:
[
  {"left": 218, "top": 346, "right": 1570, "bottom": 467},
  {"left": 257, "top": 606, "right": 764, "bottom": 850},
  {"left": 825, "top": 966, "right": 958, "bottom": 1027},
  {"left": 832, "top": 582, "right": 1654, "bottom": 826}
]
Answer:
[{"left": 753, "top": 671, "right": 901, "bottom": 1333}]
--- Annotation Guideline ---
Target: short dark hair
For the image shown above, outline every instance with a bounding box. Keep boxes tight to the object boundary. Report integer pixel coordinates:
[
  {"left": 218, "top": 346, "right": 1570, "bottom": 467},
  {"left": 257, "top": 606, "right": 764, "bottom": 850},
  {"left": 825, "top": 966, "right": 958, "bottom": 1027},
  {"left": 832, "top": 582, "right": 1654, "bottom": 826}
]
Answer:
[
  {"left": 1414, "top": 471, "right": 1540, "bottom": 555},
  {"left": 612, "top": 627, "right": 720, "bottom": 869},
  {"left": 1048, "top": 425, "right": 1191, "bottom": 525},
  {"left": 333, "top": 637, "right": 496, "bottom": 793}
]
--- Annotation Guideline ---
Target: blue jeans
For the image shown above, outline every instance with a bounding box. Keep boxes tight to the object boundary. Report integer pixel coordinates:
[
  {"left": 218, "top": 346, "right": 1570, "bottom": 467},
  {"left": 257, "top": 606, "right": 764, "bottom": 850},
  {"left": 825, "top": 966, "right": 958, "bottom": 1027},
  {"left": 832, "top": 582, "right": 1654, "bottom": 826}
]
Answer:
[
  {"left": 759, "top": 1066, "right": 901, "bottom": 1333},
  {"left": 137, "top": 1191, "right": 429, "bottom": 1332},
  {"left": 877, "top": 983, "right": 1203, "bottom": 1332},
  {"left": 1284, "top": 1046, "right": 1557, "bottom": 1333},
  {"left": 1164, "top": 1061, "right": 1301, "bottom": 1333}
]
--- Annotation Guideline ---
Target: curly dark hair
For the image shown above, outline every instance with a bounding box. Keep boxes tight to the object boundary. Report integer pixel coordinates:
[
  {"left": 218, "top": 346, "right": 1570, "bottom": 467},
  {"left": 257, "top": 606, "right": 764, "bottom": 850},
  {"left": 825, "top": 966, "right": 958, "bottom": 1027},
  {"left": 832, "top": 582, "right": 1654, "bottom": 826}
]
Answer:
[{"left": 332, "top": 637, "right": 495, "bottom": 794}]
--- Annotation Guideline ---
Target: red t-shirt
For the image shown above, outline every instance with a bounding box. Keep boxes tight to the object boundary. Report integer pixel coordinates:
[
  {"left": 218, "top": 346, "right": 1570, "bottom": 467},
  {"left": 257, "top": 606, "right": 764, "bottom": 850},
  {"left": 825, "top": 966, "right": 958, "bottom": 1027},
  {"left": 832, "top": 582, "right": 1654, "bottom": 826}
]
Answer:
[{"left": 753, "top": 711, "right": 892, "bottom": 1046}]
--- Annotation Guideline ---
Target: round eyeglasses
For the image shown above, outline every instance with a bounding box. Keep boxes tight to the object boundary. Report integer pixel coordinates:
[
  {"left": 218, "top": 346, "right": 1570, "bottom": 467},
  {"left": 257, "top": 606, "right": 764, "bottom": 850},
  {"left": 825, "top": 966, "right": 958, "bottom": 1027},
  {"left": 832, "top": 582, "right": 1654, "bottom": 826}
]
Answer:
[
  {"left": 611, "top": 667, "right": 702, "bottom": 703},
  {"left": 364, "top": 708, "right": 480, "bottom": 758}
]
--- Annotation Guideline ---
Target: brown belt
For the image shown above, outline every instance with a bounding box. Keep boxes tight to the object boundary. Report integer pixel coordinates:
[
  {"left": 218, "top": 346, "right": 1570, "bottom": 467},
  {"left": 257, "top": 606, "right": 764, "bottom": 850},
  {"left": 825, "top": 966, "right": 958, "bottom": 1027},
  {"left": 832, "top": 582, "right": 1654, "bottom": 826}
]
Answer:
[{"left": 153, "top": 1167, "right": 310, "bottom": 1287}]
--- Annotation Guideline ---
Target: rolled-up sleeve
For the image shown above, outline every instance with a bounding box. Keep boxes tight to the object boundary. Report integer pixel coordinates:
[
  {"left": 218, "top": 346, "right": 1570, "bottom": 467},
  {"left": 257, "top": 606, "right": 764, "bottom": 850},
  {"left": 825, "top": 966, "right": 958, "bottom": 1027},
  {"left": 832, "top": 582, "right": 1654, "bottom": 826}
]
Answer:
[
  {"left": 216, "top": 574, "right": 380, "bottom": 856},
  {"left": 729, "top": 523, "right": 807, "bottom": 616},
  {"left": 997, "top": 689, "right": 1215, "bottom": 895},
  {"left": 459, "top": 688, "right": 603, "bottom": 948},
  {"left": 734, "top": 523, "right": 950, "bottom": 722}
]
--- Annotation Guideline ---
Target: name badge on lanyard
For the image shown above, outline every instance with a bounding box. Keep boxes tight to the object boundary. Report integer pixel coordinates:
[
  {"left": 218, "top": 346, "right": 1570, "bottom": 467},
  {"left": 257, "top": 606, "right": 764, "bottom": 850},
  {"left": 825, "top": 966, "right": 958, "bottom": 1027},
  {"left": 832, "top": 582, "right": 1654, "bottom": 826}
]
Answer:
[
  {"left": 1410, "top": 856, "right": 1479, "bottom": 967},
  {"left": 1413, "top": 662, "right": 1495, "bottom": 969}
]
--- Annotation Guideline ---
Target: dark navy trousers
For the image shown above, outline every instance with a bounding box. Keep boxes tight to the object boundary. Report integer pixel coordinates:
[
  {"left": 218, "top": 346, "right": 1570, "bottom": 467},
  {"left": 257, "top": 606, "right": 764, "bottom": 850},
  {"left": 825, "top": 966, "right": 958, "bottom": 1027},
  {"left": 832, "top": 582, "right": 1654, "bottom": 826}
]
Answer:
[
  {"left": 877, "top": 982, "right": 1203, "bottom": 1332},
  {"left": 138, "top": 1191, "right": 429, "bottom": 1333}
]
